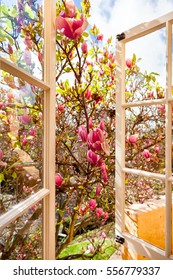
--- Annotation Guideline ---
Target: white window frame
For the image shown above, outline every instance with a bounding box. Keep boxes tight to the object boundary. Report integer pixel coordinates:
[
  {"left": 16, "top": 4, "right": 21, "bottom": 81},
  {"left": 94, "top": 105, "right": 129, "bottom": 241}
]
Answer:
[
  {"left": 115, "top": 11, "right": 173, "bottom": 260},
  {"left": 0, "top": 0, "right": 56, "bottom": 260}
]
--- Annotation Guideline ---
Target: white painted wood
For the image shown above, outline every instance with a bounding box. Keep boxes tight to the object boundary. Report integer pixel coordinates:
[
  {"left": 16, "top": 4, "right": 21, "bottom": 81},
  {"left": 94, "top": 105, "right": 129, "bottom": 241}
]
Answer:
[
  {"left": 42, "top": 0, "right": 56, "bottom": 260},
  {"left": 116, "top": 13, "right": 173, "bottom": 259},
  {"left": 0, "top": 189, "right": 49, "bottom": 232},
  {"left": 0, "top": 57, "right": 49, "bottom": 90}
]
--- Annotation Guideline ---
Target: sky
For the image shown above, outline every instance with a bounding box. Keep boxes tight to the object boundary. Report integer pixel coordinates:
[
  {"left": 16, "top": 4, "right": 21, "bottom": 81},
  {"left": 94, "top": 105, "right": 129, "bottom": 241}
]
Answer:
[{"left": 74, "top": 0, "right": 173, "bottom": 87}]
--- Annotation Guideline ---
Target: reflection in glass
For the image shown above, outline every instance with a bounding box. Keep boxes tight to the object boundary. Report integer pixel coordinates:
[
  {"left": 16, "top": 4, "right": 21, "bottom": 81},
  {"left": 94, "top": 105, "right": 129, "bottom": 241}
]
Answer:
[
  {"left": 125, "top": 105, "right": 165, "bottom": 173},
  {"left": 0, "top": 70, "right": 43, "bottom": 215},
  {"left": 125, "top": 174, "right": 165, "bottom": 250},
  {"left": 0, "top": 201, "right": 42, "bottom": 259},
  {"left": 0, "top": 0, "right": 44, "bottom": 79},
  {"left": 125, "top": 28, "right": 166, "bottom": 103}
]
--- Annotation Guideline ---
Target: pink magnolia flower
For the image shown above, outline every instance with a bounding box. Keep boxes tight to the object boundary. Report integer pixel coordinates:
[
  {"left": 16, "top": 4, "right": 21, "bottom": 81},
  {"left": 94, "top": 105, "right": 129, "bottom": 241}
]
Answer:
[
  {"left": 95, "top": 207, "right": 103, "bottom": 217},
  {"left": 158, "top": 104, "right": 165, "bottom": 114},
  {"left": 22, "top": 136, "right": 27, "bottom": 146},
  {"left": 23, "top": 185, "right": 27, "bottom": 192},
  {"left": 55, "top": 15, "right": 88, "bottom": 40},
  {"left": 24, "top": 36, "right": 32, "bottom": 49},
  {"left": 58, "top": 104, "right": 65, "bottom": 112},
  {"left": 29, "top": 127, "right": 36, "bottom": 136},
  {"left": 101, "top": 163, "right": 108, "bottom": 182},
  {"left": 88, "top": 128, "right": 105, "bottom": 151},
  {"left": 96, "top": 183, "right": 102, "bottom": 196},
  {"left": 55, "top": 173, "right": 63, "bottom": 187},
  {"left": 155, "top": 146, "right": 160, "bottom": 154},
  {"left": 0, "top": 102, "right": 4, "bottom": 109},
  {"left": 65, "top": 0, "right": 76, "bottom": 17},
  {"left": 129, "top": 134, "right": 139, "bottom": 144},
  {"left": 89, "top": 199, "right": 97, "bottom": 211},
  {"left": 89, "top": 117, "right": 93, "bottom": 129},
  {"left": 85, "top": 89, "right": 91, "bottom": 99},
  {"left": 100, "top": 232, "right": 106, "bottom": 238},
  {"left": 78, "top": 125, "right": 88, "bottom": 142},
  {"left": 103, "top": 212, "right": 109, "bottom": 220},
  {"left": 142, "top": 149, "right": 150, "bottom": 159},
  {"left": 87, "top": 244, "right": 94, "bottom": 254},
  {"left": 8, "top": 44, "right": 13, "bottom": 54},
  {"left": 81, "top": 41, "right": 88, "bottom": 53},
  {"left": 126, "top": 58, "right": 132, "bottom": 68},
  {"left": 38, "top": 52, "right": 42, "bottom": 63},
  {"left": 97, "top": 34, "right": 103, "bottom": 41},
  {"left": 22, "top": 114, "right": 30, "bottom": 125},
  {"left": 87, "top": 150, "right": 100, "bottom": 165},
  {"left": 0, "top": 149, "right": 3, "bottom": 161},
  {"left": 23, "top": 49, "right": 31, "bottom": 65},
  {"left": 99, "top": 120, "right": 105, "bottom": 131}
]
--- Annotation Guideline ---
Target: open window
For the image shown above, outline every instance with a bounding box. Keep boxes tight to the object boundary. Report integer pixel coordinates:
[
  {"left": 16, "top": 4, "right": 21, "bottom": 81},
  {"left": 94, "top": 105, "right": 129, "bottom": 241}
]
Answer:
[
  {"left": 0, "top": 0, "right": 56, "bottom": 259},
  {"left": 116, "top": 11, "right": 173, "bottom": 260}
]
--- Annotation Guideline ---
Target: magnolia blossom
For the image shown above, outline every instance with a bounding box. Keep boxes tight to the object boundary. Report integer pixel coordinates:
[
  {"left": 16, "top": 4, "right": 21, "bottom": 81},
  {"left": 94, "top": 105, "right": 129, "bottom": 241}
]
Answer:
[
  {"left": 95, "top": 207, "right": 103, "bottom": 217},
  {"left": 99, "top": 120, "right": 105, "bottom": 131},
  {"left": 22, "top": 136, "right": 27, "bottom": 146},
  {"left": 65, "top": 0, "right": 76, "bottom": 17},
  {"left": 56, "top": 15, "right": 88, "bottom": 40},
  {"left": 22, "top": 113, "right": 30, "bottom": 125},
  {"left": 81, "top": 41, "right": 88, "bottom": 53},
  {"left": 85, "top": 89, "right": 91, "bottom": 100},
  {"left": 142, "top": 149, "right": 150, "bottom": 159},
  {"left": 55, "top": 173, "right": 63, "bottom": 187},
  {"left": 87, "top": 150, "right": 100, "bottom": 166},
  {"left": 126, "top": 58, "right": 132, "bottom": 68},
  {"left": 96, "top": 183, "right": 102, "bottom": 196},
  {"left": 100, "top": 232, "right": 106, "bottom": 238},
  {"left": 88, "top": 128, "right": 104, "bottom": 151},
  {"left": 24, "top": 36, "right": 32, "bottom": 49},
  {"left": 0, "top": 149, "right": 3, "bottom": 161},
  {"left": 58, "top": 104, "right": 65, "bottom": 112},
  {"left": 97, "top": 34, "right": 103, "bottom": 41},
  {"left": 101, "top": 163, "right": 108, "bottom": 182},
  {"left": 89, "top": 199, "right": 97, "bottom": 211},
  {"left": 86, "top": 244, "right": 94, "bottom": 254},
  {"left": 78, "top": 125, "right": 88, "bottom": 142},
  {"left": 129, "top": 134, "right": 139, "bottom": 144},
  {"left": 103, "top": 212, "right": 109, "bottom": 220}
]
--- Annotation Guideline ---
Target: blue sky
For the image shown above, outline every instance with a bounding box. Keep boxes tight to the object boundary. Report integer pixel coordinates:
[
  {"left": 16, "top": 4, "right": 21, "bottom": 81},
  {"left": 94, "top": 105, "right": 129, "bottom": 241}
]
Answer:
[{"left": 74, "top": 0, "right": 173, "bottom": 87}]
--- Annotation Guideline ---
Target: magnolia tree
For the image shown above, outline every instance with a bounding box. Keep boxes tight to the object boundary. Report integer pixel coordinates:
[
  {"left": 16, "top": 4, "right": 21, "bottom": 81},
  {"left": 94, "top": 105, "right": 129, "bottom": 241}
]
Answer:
[{"left": 0, "top": 0, "right": 166, "bottom": 260}]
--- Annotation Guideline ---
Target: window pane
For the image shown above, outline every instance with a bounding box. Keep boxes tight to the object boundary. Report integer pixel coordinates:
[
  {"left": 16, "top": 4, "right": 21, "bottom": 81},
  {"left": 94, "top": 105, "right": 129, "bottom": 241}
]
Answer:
[
  {"left": 0, "top": 0, "right": 44, "bottom": 80},
  {"left": 0, "top": 70, "right": 43, "bottom": 215},
  {"left": 0, "top": 201, "right": 42, "bottom": 259},
  {"left": 125, "top": 28, "right": 166, "bottom": 103},
  {"left": 125, "top": 173, "right": 165, "bottom": 250},
  {"left": 125, "top": 105, "right": 165, "bottom": 173}
]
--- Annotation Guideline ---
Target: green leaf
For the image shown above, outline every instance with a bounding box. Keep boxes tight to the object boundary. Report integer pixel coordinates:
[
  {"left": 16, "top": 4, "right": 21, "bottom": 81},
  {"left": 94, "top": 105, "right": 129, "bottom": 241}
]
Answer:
[
  {"left": 0, "top": 173, "right": 4, "bottom": 183},
  {"left": 24, "top": 4, "right": 35, "bottom": 19},
  {"left": 82, "top": 32, "right": 89, "bottom": 37},
  {"left": 12, "top": 172, "right": 17, "bottom": 179}
]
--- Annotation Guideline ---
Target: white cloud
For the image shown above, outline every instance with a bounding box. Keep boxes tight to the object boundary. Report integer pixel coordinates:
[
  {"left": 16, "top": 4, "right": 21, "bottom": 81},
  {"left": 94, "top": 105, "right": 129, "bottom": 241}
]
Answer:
[{"left": 89, "top": 0, "right": 173, "bottom": 87}]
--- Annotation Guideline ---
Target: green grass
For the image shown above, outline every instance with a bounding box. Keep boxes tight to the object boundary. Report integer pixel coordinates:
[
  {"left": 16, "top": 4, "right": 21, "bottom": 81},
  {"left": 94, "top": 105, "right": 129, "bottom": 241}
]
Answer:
[{"left": 58, "top": 222, "right": 118, "bottom": 260}]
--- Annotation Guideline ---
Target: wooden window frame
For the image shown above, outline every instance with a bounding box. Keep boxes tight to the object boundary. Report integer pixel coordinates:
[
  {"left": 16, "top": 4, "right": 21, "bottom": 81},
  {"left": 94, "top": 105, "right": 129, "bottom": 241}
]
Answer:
[
  {"left": 0, "top": 0, "right": 56, "bottom": 260},
  {"left": 115, "top": 11, "right": 173, "bottom": 260}
]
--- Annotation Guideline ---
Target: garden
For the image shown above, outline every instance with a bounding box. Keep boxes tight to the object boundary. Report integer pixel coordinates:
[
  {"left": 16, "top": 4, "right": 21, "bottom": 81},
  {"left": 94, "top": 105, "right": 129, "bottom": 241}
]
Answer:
[{"left": 0, "top": 0, "right": 172, "bottom": 260}]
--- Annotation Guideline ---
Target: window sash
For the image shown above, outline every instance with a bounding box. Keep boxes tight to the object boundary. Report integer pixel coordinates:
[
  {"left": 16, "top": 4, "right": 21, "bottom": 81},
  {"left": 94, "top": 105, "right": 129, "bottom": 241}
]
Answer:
[
  {"left": 0, "top": 0, "right": 56, "bottom": 260},
  {"left": 115, "top": 12, "right": 173, "bottom": 259}
]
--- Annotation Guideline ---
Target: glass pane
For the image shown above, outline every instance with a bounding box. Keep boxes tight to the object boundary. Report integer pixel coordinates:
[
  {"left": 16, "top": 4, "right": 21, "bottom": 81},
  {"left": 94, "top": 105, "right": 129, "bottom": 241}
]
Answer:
[
  {"left": 0, "top": 0, "right": 44, "bottom": 80},
  {"left": 125, "top": 173, "right": 165, "bottom": 250},
  {"left": 0, "top": 70, "right": 43, "bottom": 215},
  {"left": 125, "top": 28, "right": 166, "bottom": 103},
  {"left": 125, "top": 105, "right": 165, "bottom": 173},
  {"left": 0, "top": 201, "right": 42, "bottom": 259}
]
